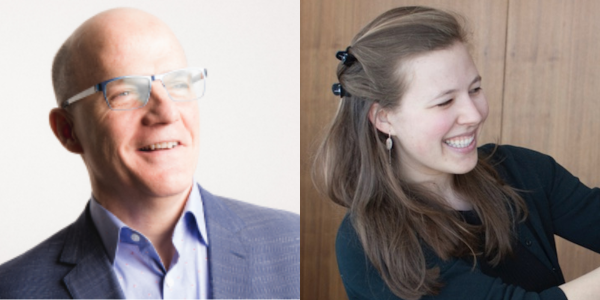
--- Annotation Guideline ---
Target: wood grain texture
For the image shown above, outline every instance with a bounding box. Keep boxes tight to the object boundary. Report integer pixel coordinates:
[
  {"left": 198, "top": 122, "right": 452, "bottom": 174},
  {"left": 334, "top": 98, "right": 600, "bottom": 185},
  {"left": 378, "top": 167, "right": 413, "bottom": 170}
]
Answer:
[
  {"left": 503, "top": 0, "right": 600, "bottom": 281},
  {"left": 301, "top": 1, "right": 508, "bottom": 299}
]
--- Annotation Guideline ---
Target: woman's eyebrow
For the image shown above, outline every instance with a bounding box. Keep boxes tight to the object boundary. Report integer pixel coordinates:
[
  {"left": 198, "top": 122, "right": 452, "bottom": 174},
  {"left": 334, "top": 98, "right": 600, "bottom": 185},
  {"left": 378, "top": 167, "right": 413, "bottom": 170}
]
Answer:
[{"left": 431, "top": 75, "right": 482, "bottom": 100}]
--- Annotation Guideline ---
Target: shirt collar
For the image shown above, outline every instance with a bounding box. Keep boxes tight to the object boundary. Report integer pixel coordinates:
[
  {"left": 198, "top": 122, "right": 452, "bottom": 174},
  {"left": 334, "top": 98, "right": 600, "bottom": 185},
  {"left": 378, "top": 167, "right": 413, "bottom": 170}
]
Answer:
[
  {"left": 89, "top": 181, "right": 209, "bottom": 264},
  {"left": 183, "top": 181, "right": 209, "bottom": 246}
]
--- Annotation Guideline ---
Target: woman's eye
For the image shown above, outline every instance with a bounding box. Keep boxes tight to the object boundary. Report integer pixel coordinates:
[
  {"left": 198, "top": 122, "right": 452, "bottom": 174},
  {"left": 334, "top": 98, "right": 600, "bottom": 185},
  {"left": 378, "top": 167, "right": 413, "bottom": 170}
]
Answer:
[
  {"left": 469, "top": 87, "right": 482, "bottom": 94},
  {"left": 437, "top": 99, "right": 453, "bottom": 107}
]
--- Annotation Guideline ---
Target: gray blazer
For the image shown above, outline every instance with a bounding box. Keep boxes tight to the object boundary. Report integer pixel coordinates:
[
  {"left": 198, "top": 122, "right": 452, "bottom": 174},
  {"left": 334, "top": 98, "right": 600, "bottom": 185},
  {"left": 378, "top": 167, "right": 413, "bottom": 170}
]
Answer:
[{"left": 0, "top": 185, "right": 300, "bottom": 299}]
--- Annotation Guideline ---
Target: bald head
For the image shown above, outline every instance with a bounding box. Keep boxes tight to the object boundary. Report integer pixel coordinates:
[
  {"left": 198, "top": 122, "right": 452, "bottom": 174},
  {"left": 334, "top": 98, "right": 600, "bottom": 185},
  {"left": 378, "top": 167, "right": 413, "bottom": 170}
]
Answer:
[{"left": 52, "top": 8, "right": 187, "bottom": 106}]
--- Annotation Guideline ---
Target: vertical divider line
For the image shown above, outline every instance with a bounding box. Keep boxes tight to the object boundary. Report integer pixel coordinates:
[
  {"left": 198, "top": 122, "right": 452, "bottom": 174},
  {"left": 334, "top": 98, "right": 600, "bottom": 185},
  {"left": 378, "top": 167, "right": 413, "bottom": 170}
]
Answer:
[{"left": 499, "top": 0, "right": 511, "bottom": 145}]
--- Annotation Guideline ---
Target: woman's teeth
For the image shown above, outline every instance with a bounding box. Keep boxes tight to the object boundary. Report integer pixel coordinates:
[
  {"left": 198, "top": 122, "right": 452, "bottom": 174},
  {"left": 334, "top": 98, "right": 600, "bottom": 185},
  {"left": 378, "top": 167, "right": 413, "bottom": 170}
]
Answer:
[
  {"left": 140, "top": 141, "right": 179, "bottom": 151},
  {"left": 444, "top": 135, "right": 474, "bottom": 148}
]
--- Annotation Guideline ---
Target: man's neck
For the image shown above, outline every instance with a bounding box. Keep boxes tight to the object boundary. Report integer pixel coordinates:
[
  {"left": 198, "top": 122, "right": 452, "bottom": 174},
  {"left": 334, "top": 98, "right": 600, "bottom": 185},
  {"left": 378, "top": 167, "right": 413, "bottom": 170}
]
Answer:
[{"left": 93, "top": 183, "right": 193, "bottom": 270}]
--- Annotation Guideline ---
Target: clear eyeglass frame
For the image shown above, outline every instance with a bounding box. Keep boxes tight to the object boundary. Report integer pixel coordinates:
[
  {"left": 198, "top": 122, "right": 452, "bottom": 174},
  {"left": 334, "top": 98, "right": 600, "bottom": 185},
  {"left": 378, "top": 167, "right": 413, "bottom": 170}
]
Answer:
[{"left": 61, "top": 67, "right": 207, "bottom": 111}]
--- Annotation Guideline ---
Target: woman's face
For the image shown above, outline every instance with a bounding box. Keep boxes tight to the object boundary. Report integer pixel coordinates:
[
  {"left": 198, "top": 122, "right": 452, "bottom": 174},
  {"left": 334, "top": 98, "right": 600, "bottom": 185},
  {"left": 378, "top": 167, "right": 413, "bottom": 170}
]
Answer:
[{"left": 381, "top": 42, "right": 488, "bottom": 184}]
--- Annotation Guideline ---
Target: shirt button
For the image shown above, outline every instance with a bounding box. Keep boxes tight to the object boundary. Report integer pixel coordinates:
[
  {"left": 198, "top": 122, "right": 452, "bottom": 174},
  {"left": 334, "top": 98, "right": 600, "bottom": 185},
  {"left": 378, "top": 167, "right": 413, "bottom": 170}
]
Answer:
[
  {"left": 131, "top": 233, "right": 140, "bottom": 242},
  {"left": 525, "top": 240, "right": 532, "bottom": 247},
  {"left": 166, "top": 278, "right": 175, "bottom": 288}
]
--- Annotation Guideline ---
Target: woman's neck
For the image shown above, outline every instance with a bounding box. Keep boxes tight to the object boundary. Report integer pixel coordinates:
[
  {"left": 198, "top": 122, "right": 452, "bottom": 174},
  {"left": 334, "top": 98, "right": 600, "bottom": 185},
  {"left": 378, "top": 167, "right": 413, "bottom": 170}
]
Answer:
[{"left": 422, "top": 180, "right": 473, "bottom": 211}]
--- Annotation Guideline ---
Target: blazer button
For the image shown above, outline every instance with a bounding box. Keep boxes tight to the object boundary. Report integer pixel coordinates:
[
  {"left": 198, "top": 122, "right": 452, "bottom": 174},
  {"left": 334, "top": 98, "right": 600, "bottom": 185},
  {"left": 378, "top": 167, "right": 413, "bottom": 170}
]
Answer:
[{"left": 525, "top": 240, "right": 533, "bottom": 247}]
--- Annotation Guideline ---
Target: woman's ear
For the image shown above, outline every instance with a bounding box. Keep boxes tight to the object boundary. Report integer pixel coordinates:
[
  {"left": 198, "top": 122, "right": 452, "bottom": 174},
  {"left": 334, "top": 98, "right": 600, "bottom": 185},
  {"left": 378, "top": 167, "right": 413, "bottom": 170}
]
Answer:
[
  {"left": 49, "top": 108, "right": 83, "bottom": 154},
  {"left": 368, "top": 102, "right": 392, "bottom": 134}
]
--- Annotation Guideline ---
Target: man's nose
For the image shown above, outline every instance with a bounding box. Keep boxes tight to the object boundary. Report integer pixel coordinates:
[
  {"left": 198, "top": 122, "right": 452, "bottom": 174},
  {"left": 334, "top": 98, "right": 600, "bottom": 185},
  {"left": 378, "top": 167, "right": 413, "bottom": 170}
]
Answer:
[{"left": 141, "top": 81, "right": 180, "bottom": 126}]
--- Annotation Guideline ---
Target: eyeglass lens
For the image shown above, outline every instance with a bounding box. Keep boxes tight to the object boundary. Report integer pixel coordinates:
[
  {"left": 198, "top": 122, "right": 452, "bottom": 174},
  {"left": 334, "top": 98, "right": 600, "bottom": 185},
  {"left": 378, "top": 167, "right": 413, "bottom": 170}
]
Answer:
[{"left": 105, "top": 69, "right": 206, "bottom": 110}]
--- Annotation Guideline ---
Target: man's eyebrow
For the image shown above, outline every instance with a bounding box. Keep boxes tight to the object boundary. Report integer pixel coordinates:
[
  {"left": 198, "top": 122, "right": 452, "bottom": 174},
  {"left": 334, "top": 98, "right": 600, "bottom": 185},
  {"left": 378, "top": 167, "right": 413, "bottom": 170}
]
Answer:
[{"left": 432, "top": 75, "right": 482, "bottom": 100}]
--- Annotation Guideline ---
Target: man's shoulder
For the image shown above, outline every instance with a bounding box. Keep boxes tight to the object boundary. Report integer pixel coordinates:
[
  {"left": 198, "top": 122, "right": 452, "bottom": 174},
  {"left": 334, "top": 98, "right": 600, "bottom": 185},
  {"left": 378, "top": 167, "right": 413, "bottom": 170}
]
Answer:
[
  {"left": 201, "top": 189, "right": 300, "bottom": 298},
  {"left": 218, "top": 196, "right": 299, "bottom": 227},
  {"left": 198, "top": 184, "right": 298, "bottom": 235},
  {"left": 214, "top": 195, "right": 300, "bottom": 240},
  {"left": 0, "top": 224, "right": 73, "bottom": 298}
]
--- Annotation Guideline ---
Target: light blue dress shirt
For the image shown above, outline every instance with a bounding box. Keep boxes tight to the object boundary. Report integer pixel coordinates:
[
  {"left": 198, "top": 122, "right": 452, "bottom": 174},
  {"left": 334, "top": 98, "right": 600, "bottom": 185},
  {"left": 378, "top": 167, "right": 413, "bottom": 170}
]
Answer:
[{"left": 90, "top": 182, "right": 209, "bottom": 299}]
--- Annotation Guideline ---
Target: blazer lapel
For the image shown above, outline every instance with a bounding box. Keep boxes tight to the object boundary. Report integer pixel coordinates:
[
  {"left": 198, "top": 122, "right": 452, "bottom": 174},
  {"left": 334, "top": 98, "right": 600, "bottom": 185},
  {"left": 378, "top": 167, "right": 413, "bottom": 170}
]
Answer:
[
  {"left": 200, "top": 185, "right": 252, "bottom": 299},
  {"left": 58, "top": 188, "right": 252, "bottom": 299},
  {"left": 60, "top": 203, "right": 125, "bottom": 299}
]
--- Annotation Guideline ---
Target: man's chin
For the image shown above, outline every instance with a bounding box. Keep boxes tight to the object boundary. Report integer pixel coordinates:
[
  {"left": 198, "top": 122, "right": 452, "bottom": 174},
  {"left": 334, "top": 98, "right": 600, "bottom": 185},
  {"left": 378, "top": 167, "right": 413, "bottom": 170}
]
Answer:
[
  {"left": 145, "top": 180, "right": 193, "bottom": 199},
  {"left": 130, "top": 172, "right": 194, "bottom": 199}
]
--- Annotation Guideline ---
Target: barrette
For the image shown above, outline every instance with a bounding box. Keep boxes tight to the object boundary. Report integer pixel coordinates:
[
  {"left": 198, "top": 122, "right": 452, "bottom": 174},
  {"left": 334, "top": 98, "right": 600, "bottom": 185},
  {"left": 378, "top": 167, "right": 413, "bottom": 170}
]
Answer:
[
  {"left": 332, "top": 83, "right": 351, "bottom": 97},
  {"left": 335, "top": 46, "right": 357, "bottom": 66}
]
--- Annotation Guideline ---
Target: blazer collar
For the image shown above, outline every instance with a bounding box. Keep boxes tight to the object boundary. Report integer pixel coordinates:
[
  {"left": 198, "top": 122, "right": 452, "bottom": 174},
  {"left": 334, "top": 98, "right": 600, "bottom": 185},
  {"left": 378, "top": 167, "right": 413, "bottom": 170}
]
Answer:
[
  {"left": 199, "top": 184, "right": 253, "bottom": 299},
  {"left": 59, "top": 203, "right": 125, "bottom": 299},
  {"left": 57, "top": 184, "right": 252, "bottom": 299}
]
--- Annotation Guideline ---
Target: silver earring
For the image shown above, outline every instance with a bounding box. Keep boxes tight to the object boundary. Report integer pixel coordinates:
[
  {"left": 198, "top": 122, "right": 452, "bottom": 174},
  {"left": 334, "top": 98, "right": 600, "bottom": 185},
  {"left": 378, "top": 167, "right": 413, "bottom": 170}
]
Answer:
[
  {"left": 386, "top": 132, "right": 393, "bottom": 164},
  {"left": 386, "top": 133, "right": 393, "bottom": 150}
]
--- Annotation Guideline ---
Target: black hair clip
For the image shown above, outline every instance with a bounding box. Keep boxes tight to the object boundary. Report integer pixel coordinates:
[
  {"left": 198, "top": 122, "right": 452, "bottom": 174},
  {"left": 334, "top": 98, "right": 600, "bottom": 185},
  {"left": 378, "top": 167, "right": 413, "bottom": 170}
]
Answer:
[
  {"left": 335, "top": 46, "right": 357, "bottom": 66},
  {"left": 332, "top": 83, "right": 351, "bottom": 97}
]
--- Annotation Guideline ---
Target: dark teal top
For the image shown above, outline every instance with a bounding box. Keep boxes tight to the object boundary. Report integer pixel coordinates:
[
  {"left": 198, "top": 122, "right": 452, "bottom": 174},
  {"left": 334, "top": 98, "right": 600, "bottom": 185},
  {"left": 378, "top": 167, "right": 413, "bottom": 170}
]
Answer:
[{"left": 336, "top": 144, "right": 600, "bottom": 300}]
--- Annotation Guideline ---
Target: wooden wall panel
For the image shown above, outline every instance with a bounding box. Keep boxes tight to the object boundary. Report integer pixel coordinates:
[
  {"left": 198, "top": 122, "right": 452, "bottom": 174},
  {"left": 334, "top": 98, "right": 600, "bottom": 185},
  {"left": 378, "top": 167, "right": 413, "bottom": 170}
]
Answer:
[
  {"left": 301, "top": 1, "right": 508, "bottom": 299},
  {"left": 503, "top": 0, "right": 600, "bottom": 281}
]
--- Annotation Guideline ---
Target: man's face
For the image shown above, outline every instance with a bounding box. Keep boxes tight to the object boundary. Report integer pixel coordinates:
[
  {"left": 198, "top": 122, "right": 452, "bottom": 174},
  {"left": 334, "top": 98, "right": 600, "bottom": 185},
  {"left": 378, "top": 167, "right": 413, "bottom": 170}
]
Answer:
[{"left": 69, "top": 20, "right": 200, "bottom": 201}]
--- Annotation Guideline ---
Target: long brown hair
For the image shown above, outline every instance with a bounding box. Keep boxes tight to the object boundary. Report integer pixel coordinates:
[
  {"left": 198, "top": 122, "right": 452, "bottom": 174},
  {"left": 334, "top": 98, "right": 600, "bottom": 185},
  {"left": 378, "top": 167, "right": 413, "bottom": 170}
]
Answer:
[{"left": 313, "top": 6, "right": 527, "bottom": 300}]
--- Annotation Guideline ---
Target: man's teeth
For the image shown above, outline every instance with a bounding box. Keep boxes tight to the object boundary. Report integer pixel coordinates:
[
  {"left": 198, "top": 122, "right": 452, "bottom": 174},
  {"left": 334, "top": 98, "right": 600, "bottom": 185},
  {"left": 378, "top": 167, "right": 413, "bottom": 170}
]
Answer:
[
  {"left": 444, "top": 135, "right": 474, "bottom": 148},
  {"left": 141, "top": 142, "right": 179, "bottom": 151}
]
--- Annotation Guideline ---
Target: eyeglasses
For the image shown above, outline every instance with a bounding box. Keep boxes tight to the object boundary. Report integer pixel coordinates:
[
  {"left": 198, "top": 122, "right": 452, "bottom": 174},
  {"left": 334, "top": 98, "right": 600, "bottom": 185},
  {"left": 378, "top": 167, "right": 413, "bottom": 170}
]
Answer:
[{"left": 61, "top": 67, "right": 207, "bottom": 111}]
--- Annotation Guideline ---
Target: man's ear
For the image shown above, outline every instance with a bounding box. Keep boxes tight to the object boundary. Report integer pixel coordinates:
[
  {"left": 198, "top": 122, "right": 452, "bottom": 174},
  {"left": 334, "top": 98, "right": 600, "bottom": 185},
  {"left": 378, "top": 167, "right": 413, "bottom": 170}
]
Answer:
[
  {"left": 368, "top": 102, "right": 393, "bottom": 134},
  {"left": 49, "top": 108, "right": 83, "bottom": 154}
]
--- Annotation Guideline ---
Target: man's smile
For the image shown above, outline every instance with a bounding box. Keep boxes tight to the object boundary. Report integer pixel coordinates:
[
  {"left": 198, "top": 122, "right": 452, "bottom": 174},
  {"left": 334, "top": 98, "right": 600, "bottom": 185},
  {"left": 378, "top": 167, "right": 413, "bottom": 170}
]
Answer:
[{"left": 139, "top": 141, "right": 180, "bottom": 151}]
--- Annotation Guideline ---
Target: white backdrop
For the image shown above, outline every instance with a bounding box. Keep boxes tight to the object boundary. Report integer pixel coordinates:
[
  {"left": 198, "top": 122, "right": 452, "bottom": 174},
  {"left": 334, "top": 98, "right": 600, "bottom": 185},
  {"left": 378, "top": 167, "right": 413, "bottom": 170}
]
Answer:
[{"left": 0, "top": 1, "right": 299, "bottom": 264}]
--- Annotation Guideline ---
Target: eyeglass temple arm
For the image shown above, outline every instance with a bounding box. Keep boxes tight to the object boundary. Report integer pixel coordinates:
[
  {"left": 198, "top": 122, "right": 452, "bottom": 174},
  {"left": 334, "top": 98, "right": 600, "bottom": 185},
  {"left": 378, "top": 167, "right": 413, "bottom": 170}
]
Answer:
[
  {"left": 61, "top": 85, "right": 99, "bottom": 108},
  {"left": 191, "top": 69, "right": 207, "bottom": 83}
]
